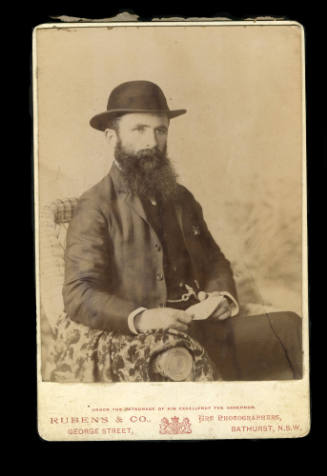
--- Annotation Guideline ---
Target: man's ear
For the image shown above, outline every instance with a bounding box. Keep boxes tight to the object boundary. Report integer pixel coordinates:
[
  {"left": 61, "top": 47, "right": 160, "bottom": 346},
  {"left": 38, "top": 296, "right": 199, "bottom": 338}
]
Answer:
[{"left": 104, "top": 128, "right": 118, "bottom": 148}]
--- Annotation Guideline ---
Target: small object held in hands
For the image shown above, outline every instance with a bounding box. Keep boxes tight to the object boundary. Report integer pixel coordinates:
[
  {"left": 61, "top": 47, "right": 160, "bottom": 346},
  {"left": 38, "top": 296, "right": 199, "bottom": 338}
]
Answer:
[{"left": 186, "top": 295, "right": 225, "bottom": 320}]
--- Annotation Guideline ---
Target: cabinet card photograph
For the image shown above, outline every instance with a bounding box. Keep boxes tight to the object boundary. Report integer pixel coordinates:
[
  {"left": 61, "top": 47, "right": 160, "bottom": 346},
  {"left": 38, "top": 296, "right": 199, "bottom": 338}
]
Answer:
[{"left": 34, "top": 20, "right": 310, "bottom": 440}]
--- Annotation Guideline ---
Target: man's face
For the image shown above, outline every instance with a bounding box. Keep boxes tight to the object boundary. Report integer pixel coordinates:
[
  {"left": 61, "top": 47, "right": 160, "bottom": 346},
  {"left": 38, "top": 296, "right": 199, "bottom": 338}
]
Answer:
[
  {"left": 114, "top": 112, "right": 169, "bottom": 155},
  {"left": 109, "top": 112, "right": 177, "bottom": 201}
]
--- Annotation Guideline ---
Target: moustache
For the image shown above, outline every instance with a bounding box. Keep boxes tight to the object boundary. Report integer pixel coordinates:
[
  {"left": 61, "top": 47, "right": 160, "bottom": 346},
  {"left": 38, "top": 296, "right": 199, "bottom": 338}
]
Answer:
[
  {"left": 115, "top": 144, "right": 167, "bottom": 172},
  {"left": 136, "top": 148, "right": 166, "bottom": 168}
]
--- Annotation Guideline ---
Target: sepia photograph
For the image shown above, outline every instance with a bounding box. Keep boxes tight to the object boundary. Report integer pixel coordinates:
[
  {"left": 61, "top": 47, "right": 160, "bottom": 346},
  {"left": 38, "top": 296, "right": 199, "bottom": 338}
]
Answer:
[{"left": 34, "top": 20, "right": 309, "bottom": 439}]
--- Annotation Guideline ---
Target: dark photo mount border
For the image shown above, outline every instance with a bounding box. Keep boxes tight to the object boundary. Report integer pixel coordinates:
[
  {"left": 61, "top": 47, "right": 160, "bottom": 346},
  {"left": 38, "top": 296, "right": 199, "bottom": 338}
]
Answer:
[{"left": 22, "top": 5, "right": 322, "bottom": 449}]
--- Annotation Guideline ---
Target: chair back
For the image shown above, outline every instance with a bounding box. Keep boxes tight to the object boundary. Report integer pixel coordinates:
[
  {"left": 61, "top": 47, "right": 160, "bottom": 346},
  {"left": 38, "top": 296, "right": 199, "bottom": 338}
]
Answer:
[{"left": 39, "top": 198, "right": 79, "bottom": 332}]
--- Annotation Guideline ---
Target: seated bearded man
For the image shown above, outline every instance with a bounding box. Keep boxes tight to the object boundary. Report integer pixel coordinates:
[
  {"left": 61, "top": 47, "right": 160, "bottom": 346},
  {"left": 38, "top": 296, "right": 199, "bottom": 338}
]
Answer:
[{"left": 52, "top": 81, "right": 302, "bottom": 382}]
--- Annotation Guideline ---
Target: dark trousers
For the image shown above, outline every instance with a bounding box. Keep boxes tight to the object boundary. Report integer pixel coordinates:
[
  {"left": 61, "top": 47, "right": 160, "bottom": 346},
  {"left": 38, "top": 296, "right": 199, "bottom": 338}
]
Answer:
[{"left": 189, "top": 312, "right": 303, "bottom": 381}]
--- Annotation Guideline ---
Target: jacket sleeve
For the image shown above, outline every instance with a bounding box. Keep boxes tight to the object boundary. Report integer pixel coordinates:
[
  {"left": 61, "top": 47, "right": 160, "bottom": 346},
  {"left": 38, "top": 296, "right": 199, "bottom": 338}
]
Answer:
[
  {"left": 62, "top": 197, "right": 136, "bottom": 334},
  {"left": 193, "top": 199, "right": 238, "bottom": 303}
]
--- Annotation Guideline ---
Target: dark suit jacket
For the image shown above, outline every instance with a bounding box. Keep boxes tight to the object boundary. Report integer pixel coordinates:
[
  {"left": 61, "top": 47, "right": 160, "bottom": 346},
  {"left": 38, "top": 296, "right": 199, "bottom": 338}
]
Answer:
[{"left": 63, "top": 165, "right": 237, "bottom": 334}]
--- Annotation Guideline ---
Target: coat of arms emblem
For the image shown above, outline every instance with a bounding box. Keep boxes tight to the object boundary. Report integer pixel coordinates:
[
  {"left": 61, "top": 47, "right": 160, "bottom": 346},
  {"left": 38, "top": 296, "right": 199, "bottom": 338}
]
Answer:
[{"left": 159, "top": 416, "right": 192, "bottom": 434}]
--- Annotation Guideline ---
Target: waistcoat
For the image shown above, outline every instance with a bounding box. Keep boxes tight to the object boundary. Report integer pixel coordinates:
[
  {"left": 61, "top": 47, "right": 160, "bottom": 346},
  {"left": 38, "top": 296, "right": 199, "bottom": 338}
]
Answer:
[{"left": 140, "top": 194, "right": 198, "bottom": 309}]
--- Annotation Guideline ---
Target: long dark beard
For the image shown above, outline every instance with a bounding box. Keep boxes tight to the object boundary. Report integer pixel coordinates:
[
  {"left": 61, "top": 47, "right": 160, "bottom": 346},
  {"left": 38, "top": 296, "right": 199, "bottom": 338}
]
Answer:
[{"left": 114, "top": 141, "right": 178, "bottom": 202}]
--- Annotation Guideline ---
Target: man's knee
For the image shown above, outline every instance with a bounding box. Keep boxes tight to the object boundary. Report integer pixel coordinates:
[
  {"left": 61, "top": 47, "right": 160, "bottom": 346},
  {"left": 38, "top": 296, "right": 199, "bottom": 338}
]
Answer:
[{"left": 229, "top": 311, "right": 303, "bottom": 380}]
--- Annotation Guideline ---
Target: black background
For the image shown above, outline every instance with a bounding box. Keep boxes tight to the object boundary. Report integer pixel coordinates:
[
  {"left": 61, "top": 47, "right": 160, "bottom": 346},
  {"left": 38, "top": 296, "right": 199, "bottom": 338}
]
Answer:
[{"left": 17, "top": 3, "right": 323, "bottom": 457}]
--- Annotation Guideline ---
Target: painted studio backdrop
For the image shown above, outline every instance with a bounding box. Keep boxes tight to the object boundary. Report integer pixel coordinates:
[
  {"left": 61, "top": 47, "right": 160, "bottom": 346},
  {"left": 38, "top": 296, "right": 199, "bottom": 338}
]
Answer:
[{"left": 36, "top": 24, "right": 304, "bottom": 374}]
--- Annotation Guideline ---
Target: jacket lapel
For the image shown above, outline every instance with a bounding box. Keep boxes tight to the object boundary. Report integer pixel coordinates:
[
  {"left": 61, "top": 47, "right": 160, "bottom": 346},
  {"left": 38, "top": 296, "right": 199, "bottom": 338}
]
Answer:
[
  {"left": 110, "top": 163, "right": 150, "bottom": 225},
  {"left": 175, "top": 202, "right": 185, "bottom": 240},
  {"left": 125, "top": 192, "right": 150, "bottom": 226}
]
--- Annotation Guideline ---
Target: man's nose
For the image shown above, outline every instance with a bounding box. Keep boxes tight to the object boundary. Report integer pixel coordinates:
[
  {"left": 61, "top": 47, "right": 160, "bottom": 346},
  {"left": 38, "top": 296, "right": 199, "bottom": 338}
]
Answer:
[{"left": 144, "top": 129, "right": 158, "bottom": 148}]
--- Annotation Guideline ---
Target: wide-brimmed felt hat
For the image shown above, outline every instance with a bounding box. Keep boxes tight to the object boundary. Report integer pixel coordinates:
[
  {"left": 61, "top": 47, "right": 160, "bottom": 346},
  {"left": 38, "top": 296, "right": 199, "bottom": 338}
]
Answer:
[{"left": 90, "top": 80, "right": 187, "bottom": 131}]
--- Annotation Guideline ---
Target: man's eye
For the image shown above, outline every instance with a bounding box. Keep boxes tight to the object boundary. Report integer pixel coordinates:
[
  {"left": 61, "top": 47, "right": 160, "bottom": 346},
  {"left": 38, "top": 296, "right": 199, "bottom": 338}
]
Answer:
[
  {"left": 157, "top": 128, "right": 167, "bottom": 134},
  {"left": 134, "top": 126, "right": 146, "bottom": 132}
]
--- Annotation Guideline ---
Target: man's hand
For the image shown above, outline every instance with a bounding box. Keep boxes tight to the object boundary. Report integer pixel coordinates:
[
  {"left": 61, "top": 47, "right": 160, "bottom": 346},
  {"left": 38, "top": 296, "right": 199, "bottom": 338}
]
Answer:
[
  {"left": 134, "top": 307, "right": 193, "bottom": 333},
  {"left": 207, "top": 292, "right": 233, "bottom": 321}
]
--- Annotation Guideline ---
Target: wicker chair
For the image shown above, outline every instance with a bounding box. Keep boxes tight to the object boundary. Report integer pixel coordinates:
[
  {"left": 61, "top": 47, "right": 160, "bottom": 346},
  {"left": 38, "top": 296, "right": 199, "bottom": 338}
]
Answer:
[{"left": 39, "top": 198, "right": 79, "bottom": 332}]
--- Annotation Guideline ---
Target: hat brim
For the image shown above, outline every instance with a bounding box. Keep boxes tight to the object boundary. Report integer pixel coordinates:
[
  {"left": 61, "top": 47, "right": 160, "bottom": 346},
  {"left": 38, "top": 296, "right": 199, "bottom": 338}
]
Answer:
[{"left": 90, "top": 108, "right": 187, "bottom": 131}]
